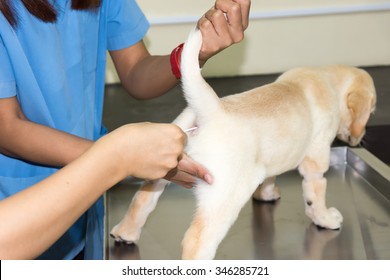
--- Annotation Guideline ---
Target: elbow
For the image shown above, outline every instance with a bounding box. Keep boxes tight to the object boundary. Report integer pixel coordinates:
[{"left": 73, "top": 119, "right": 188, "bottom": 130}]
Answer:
[
  {"left": 129, "top": 92, "right": 151, "bottom": 101},
  {"left": 0, "top": 109, "right": 26, "bottom": 158},
  {"left": 120, "top": 81, "right": 153, "bottom": 101}
]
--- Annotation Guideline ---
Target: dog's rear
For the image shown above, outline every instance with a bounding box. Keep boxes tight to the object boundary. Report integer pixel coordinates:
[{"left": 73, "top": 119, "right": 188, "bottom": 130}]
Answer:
[
  {"left": 179, "top": 28, "right": 271, "bottom": 259},
  {"left": 110, "top": 28, "right": 376, "bottom": 260}
]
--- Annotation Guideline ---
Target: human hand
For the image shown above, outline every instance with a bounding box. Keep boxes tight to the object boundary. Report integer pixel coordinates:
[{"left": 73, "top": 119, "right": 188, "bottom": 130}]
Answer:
[
  {"left": 197, "top": 0, "right": 251, "bottom": 65},
  {"left": 164, "top": 153, "right": 213, "bottom": 189},
  {"left": 102, "top": 123, "right": 186, "bottom": 180}
]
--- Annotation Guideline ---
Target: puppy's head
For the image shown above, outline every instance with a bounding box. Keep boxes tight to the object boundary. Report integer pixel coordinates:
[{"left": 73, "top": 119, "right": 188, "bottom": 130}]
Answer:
[{"left": 337, "top": 70, "right": 376, "bottom": 146}]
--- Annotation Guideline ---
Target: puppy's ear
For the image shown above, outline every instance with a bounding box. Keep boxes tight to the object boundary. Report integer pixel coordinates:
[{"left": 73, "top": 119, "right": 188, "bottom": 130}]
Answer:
[{"left": 347, "top": 91, "right": 371, "bottom": 137}]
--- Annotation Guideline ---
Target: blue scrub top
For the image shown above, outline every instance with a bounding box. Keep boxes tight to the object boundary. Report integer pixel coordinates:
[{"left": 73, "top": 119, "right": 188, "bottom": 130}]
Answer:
[{"left": 0, "top": 0, "right": 149, "bottom": 259}]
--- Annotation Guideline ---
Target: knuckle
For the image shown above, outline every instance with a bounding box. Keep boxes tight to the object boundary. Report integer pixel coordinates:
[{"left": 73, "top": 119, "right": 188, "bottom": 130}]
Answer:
[
  {"left": 173, "top": 126, "right": 186, "bottom": 143},
  {"left": 230, "top": 2, "right": 241, "bottom": 13},
  {"left": 226, "top": 36, "right": 234, "bottom": 46},
  {"left": 243, "top": 21, "right": 249, "bottom": 30},
  {"left": 174, "top": 145, "right": 184, "bottom": 157},
  {"left": 155, "top": 170, "right": 167, "bottom": 180},
  {"left": 220, "top": 36, "right": 234, "bottom": 49},
  {"left": 210, "top": 9, "right": 224, "bottom": 21},
  {"left": 198, "top": 19, "right": 211, "bottom": 30},
  {"left": 233, "top": 32, "right": 244, "bottom": 43},
  {"left": 168, "top": 124, "right": 182, "bottom": 137},
  {"left": 204, "top": 9, "right": 213, "bottom": 18},
  {"left": 167, "top": 158, "right": 178, "bottom": 170}
]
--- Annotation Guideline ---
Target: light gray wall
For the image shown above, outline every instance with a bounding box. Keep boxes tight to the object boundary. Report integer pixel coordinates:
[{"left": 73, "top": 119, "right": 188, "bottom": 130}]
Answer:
[{"left": 105, "top": 0, "right": 390, "bottom": 83}]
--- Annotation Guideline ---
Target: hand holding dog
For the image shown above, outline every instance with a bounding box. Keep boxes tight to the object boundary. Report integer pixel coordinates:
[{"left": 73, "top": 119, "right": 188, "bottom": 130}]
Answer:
[
  {"left": 101, "top": 123, "right": 211, "bottom": 187},
  {"left": 165, "top": 153, "right": 213, "bottom": 189},
  {"left": 101, "top": 123, "right": 186, "bottom": 180},
  {"left": 198, "top": 0, "right": 251, "bottom": 65}
]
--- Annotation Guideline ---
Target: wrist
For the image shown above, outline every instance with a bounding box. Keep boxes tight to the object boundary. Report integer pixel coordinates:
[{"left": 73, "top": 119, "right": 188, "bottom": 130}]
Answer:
[
  {"left": 170, "top": 43, "right": 184, "bottom": 79},
  {"left": 199, "top": 58, "right": 207, "bottom": 68},
  {"left": 90, "top": 134, "right": 129, "bottom": 186}
]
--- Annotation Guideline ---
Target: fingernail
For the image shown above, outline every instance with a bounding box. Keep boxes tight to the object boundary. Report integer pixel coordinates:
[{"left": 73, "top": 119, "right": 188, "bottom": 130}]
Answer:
[{"left": 204, "top": 174, "right": 213, "bottom": 185}]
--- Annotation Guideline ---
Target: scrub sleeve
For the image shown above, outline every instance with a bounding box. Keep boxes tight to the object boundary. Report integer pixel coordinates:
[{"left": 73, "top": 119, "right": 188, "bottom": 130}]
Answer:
[{"left": 0, "top": 0, "right": 149, "bottom": 259}]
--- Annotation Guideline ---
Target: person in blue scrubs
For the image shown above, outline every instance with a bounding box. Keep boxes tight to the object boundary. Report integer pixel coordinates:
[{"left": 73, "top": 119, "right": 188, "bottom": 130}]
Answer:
[
  {"left": 0, "top": 0, "right": 251, "bottom": 259},
  {"left": 0, "top": 122, "right": 187, "bottom": 259}
]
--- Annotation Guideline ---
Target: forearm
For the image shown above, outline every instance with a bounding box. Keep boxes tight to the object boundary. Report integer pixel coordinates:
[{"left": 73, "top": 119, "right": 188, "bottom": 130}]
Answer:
[
  {"left": 122, "top": 54, "right": 179, "bottom": 100},
  {"left": 0, "top": 117, "right": 93, "bottom": 167},
  {"left": 0, "top": 122, "right": 188, "bottom": 259},
  {"left": 109, "top": 42, "right": 180, "bottom": 100},
  {"left": 0, "top": 138, "right": 124, "bottom": 259}
]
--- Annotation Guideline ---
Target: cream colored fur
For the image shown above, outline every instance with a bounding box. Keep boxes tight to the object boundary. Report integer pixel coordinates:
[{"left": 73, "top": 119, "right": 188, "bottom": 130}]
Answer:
[{"left": 110, "top": 28, "right": 376, "bottom": 260}]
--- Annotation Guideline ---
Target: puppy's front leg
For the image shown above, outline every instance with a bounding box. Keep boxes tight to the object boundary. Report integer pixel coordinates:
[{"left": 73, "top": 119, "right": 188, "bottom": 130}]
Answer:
[
  {"left": 299, "top": 156, "right": 343, "bottom": 230},
  {"left": 111, "top": 107, "right": 196, "bottom": 244},
  {"left": 110, "top": 179, "right": 168, "bottom": 244}
]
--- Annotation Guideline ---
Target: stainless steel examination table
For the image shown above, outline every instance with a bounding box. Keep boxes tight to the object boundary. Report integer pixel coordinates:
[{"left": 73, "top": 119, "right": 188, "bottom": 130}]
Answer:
[{"left": 104, "top": 147, "right": 390, "bottom": 260}]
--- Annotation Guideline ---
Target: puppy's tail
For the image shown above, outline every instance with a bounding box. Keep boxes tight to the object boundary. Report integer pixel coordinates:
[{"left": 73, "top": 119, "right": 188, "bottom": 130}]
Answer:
[{"left": 181, "top": 28, "right": 222, "bottom": 123}]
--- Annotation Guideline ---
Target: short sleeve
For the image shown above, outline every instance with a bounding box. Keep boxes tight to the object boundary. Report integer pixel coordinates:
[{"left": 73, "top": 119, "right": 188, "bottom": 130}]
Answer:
[
  {"left": 106, "top": 0, "right": 150, "bottom": 51},
  {"left": 0, "top": 35, "right": 17, "bottom": 98}
]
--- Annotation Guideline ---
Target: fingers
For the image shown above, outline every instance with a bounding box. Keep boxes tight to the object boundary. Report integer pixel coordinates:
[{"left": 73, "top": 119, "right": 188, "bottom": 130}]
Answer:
[
  {"left": 156, "top": 124, "right": 187, "bottom": 173},
  {"left": 113, "top": 123, "right": 213, "bottom": 188},
  {"left": 203, "top": 8, "right": 232, "bottom": 38},
  {"left": 198, "top": 9, "right": 233, "bottom": 56},
  {"left": 164, "top": 154, "right": 214, "bottom": 189},
  {"left": 178, "top": 154, "right": 213, "bottom": 184},
  {"left": 205, "top": 0, "right": 250, "bottom": 36},
  {"left": 197, "top": 0, "right": 251, "bottom": 62},
  {"left": 229, "top": 0, "right": 251, "bottom": 30},
  {"left": 213, "top": 0, "right": 245, "bottom": 39},
  {"left": 165, "top": 168, "right": 196, "bottom": 189},
  {"left": 113, "top": 123, "right": 187, "bottom": 180}
]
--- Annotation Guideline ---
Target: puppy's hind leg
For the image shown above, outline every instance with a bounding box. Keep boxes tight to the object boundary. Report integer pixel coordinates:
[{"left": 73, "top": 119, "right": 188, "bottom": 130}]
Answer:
[
  {"left": 182, "top": 173, "right": 265, "bottom": 259},
  {"left": 298, "top": 148, "right": 343, "bottom": 230},
  {"left": 252, "top": 176, "right": 281, "bottom": 202},
  {"left": 182, "top": 199, "right": 245, "bottom": 259},
  {"left": 110, "top": 179, "right": 168, "bottom": 244}
]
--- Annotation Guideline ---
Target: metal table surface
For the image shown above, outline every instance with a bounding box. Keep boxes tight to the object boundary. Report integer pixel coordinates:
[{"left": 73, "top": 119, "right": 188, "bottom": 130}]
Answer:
[{"left": 104, "top": 147, "right": 390, "bottom": 260}]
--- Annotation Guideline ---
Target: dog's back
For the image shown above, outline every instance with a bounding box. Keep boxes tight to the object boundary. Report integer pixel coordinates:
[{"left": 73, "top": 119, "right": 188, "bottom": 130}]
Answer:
[{"left": 181, "top": 29, "right": 340, "bottom": 179}]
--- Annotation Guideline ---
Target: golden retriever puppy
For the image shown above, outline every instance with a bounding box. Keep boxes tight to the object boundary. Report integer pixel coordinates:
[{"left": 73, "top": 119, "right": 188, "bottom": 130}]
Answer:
[{"left": 110, "top": 28, "right": 376, "bottom": 260}]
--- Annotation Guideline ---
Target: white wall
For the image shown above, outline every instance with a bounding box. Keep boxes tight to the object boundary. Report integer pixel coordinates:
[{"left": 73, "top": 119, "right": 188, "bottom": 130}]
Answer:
[{"left": 105, "top": 0, "right": 390, "bottom": 83}]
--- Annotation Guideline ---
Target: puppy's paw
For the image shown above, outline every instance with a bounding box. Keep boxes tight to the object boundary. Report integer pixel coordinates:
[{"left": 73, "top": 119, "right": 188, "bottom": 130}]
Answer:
[
  {"left": 110, "top": 223, "right": 141, "bottom": 244},
  {"left": 252, "top": 186, "right": 281, "bottom": 202},
  {"left": 311, "top": 207, "right": 343, "bottom": 230}
]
